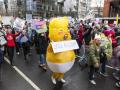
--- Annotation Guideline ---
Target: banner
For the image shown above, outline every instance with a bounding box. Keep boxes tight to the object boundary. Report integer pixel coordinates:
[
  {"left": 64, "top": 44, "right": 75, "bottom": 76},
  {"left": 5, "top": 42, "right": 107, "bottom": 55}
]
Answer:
[
  {"left": 2, "top": 16, "right": 13, "bottom": 25},
  {"left": 34, "top": 20, "right": 47, "bottom": 33},
  {"left": 51, "top": 40, "right": 79, "bottom": 53},
  {"left": 13, "top": 18, "right": 25, "bottom": 30}
]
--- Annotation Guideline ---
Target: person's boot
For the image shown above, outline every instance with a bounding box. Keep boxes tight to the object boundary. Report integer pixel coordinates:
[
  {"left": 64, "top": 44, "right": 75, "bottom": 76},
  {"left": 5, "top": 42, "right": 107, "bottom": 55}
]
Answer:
[{"left": 10, "top": 61, "right": 15, "bottom": 66}]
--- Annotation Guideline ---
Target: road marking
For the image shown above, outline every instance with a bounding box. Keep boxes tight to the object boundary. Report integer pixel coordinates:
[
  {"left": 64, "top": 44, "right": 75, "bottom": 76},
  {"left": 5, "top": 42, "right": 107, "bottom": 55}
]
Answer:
[{"left": 4, "top": 57, "right": 41, "bottom": 90}]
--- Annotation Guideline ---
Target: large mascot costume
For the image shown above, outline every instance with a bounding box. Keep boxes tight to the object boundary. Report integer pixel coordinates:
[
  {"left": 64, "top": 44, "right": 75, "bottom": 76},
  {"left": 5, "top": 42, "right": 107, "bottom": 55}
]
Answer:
[{"left": 46, "top": 17, "right": 75, "bottom": 84}]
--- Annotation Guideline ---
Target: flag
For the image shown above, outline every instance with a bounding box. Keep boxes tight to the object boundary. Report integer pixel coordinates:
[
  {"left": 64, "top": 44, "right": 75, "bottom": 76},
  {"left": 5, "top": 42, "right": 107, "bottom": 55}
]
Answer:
[
  {"left": 116, "top": 14, "right": 119, "bottom": 25},
  {"left": 34, "top": 20, "right": 47, "bottom": 33}
]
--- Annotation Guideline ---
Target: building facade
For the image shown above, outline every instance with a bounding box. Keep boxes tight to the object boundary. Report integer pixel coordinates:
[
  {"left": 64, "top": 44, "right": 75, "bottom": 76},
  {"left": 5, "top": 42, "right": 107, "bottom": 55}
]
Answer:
[
  {"left": 1, "top": 0, "right": 61, "bottom": 18},
  {"left": 0, "top": 1, "right": 4, "bottom": 15},
  {"left": 91, "top": 7, "right": 103, "bottom": 17},
  {"left": 25, "top": 0, "right": 60, "bottom": 18},
  {"left": 78, "top": 0, "right": 92, "bottom": 18},
  {"left": 103, "top": 0, "right": 120, "bottom": 17}
]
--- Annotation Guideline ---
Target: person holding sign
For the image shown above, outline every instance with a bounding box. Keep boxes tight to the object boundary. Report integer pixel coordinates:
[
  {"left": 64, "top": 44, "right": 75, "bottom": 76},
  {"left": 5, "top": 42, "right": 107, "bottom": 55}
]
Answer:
[
  {"left": 18, "top": 30, "right": 30, "bottom": 61},
  {"left": 46, "top": 17, "right": 76, "bottom": 84},
  {"left": 87, "top": 34, "right": 101, "bottom": 85}
]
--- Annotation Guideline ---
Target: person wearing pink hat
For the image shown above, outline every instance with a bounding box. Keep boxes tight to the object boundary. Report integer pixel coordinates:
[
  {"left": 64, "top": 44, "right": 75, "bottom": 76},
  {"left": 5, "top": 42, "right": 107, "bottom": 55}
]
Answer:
[
  {"left": 87, "top": 34, "right": 101, "bottom": 85},
  {"left": 103, "top": 30, "right": 117, "bottom": 48}
]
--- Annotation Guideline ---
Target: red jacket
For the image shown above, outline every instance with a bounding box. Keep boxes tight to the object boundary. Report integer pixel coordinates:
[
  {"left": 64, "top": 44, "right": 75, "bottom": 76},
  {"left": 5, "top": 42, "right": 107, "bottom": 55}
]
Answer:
[{"left": 6, "top": 33, "right": 19, "bottom": 47}]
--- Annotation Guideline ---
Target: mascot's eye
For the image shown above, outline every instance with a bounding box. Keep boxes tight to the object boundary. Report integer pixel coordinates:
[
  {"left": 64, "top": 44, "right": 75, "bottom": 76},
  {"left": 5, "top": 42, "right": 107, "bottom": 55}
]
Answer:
[{"left": 60, "top": 30, "right": 63, "bottom": 32}]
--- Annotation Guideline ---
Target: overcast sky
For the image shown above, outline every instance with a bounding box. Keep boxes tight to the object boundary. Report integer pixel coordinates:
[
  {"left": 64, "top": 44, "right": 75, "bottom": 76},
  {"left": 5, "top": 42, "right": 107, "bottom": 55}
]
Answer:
[{"left": 63, "top": 0, "right": 76, "bottom": 12}]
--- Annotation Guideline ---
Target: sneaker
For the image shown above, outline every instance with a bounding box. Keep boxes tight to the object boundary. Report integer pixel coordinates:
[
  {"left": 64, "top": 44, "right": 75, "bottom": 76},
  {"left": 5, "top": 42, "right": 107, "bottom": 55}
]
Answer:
[
  {"left": 100, "top": 72, "right": 109, "bottom": 77},
  {"left": 39, "top": 64, "right": 43, "bottom": 67},
  {"left": 51, "top": 77, "right": 56, "bottom": 84},
  {"left": 42, "top": 66, "right": 47, "bottom": 71},
  {"left": 113, "top": 73, "right": 120, "bottom": 80},
  {"left": 60, "top": 78, "right": 66, "bottom": 83},
  {"left": 116, "top": 82, "right": 120, "bottom": 88},
  {"left": 16, "top": 52, "right": 20, "bottom": 55},
  {"left": 11, "top": 63, "right": 15, "bottom": 67},
  {"left": 89, "top": 80, "right": 96, "bottom": 85}
]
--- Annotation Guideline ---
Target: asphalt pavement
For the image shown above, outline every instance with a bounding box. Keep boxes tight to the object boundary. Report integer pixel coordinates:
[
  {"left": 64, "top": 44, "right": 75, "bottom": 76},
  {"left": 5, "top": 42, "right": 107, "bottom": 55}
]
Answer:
[{"left": 0, "top": 48, "right": 119, "bottom": 90}]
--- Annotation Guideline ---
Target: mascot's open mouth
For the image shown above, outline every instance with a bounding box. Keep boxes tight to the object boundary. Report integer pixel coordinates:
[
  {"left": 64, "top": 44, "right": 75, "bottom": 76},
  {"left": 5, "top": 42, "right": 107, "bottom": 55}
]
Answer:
[{"left": 64, "top": 34, "right": 68, "bottom": 40}]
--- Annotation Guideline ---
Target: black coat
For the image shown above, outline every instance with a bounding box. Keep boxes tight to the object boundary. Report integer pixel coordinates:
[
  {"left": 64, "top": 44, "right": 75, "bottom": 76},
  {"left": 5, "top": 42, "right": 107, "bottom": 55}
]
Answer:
[{"left": 35, "top": 34, "right": 48, "bottom": 54}]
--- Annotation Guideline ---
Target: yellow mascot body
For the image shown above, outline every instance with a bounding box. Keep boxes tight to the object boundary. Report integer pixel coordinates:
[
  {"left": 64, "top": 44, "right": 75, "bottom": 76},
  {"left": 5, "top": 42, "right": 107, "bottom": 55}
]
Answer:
[{"left": 46, "top": 17, "right": 75, "bottom": 84}]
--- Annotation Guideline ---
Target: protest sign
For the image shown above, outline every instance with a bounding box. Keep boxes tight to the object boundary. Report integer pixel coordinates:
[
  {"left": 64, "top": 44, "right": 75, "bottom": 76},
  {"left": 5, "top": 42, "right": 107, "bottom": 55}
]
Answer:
[
  {"left": 13, "top": 18, "right": 25, "bottom": 30},
  {"left": 34, "top": 20, "right": 47, "bottom": 33},
  {"left": 2, "top": 16, "right": 13, "bottom": 25},
  {"left": 51, "top": 40, "right": 79, "bottom": 53},
  {"left": 26, "top": 14, "right": 32, "bottom": 23}
]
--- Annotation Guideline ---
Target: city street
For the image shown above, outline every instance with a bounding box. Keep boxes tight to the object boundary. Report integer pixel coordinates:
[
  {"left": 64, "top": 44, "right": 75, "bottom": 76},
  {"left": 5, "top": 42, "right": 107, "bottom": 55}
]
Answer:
[
  {"left": 0, "top": 49, "right": 119, "bottom": 90},
  {"left": 0, "top": 0, "right": 119, "bottom": 90}
]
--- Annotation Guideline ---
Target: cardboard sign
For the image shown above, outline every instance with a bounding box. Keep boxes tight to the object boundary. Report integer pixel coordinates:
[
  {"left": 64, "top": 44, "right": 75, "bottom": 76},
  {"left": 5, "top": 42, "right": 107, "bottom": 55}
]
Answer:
[
  {"left": 34, "top": 20, "right": 47, "bottom": 33},
  {"left": 51, "top": 40, "right": 79, "bottom": 53},
  {"left": 2, "top": 16, "right": 13, "bottom": 25},
  {"left": 13, "top": 18, "right": 25, "bottom": 30},
  {"left": 26, "top": 14, "right": 32, "bottom": 23}
]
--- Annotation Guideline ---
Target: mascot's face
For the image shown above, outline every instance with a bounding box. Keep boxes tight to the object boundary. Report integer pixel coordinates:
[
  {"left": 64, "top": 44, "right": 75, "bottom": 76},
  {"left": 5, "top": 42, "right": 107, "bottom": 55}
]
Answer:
[{"left": 49, "top": 17, "right": 71, "bottom": 42}]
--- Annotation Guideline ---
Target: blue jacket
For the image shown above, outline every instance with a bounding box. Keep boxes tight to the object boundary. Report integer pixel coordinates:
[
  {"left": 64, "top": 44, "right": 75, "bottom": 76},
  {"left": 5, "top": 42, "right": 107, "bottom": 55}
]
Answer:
[{"left": 18, "top": 34, "right": 30, "bottom": 46}]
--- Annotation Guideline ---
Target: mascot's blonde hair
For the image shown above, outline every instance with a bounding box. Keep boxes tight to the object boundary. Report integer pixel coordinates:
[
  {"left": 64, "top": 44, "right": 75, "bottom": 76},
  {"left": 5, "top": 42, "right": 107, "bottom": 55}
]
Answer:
[{"left": 49, "top": 17, "right": 71, "bottom": 42}]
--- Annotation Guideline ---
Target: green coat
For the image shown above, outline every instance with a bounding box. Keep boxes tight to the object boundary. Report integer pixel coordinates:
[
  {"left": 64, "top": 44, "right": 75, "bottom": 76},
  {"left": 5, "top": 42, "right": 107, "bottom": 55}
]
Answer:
[
  {"left": 100, "top": 33, "right": 112, "bottom": 60},
  {"left": 88, "top": 43, "right": 100, "bottom": 66}
]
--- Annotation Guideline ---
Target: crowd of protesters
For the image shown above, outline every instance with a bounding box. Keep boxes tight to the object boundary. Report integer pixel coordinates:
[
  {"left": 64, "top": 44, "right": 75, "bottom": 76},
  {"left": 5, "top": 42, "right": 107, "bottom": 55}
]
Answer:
[{"left": 0, "top": 18, "right": 120, "bottom": 88}]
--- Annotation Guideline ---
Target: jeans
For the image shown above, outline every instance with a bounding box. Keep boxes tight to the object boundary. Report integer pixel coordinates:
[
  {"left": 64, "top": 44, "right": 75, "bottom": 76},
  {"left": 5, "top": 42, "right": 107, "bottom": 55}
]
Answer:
[
  {"left": 7, "top": 47, "right": 14, "bottom": 65},
  {"left": 39, "top": 54, "right": 46, "bottom": 65},
  {"left": 89, "top": 65, "right": 98, "bottom": 80},
  {"left": 100, "top": 52, "right": 107, "bottom": 74},
  {"left": 15, "top": 42, "right": 20, "bottom": 53},
  {"left": 22, "top": 42, "right": 30, "bottom": 60}
]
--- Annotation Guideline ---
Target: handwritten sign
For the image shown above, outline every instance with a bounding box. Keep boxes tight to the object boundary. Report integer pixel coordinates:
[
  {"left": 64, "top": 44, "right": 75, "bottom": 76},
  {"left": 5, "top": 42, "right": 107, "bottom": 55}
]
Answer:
[
  {"left": 13, "top": 18, "right": 25, "bottom": 30},
  {"left": 51, "top": 40, "right": 79, "bottom": 53},
  {"left": 2, "top": 16, "right": 13, "bottom": 25},
  {"left": 26, "top": 14, "right": 32, "bottom": 23}
]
